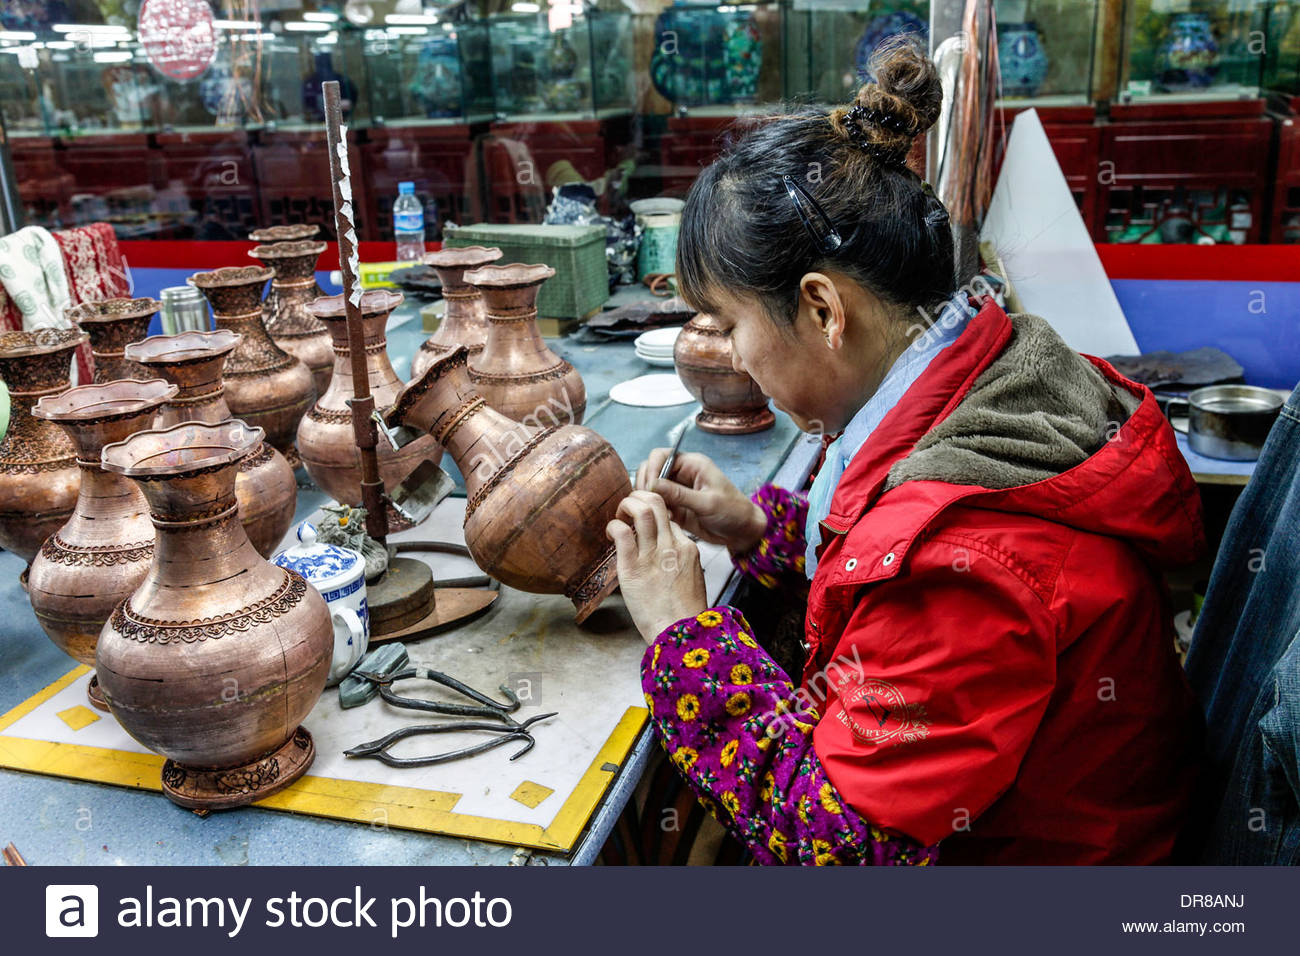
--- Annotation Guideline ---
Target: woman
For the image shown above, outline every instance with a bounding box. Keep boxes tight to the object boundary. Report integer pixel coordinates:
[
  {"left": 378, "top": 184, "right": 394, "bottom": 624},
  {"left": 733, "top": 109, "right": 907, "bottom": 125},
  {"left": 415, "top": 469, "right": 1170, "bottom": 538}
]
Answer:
[{"left": 606, "top": 44, "right": 1205, "bottom": 866}]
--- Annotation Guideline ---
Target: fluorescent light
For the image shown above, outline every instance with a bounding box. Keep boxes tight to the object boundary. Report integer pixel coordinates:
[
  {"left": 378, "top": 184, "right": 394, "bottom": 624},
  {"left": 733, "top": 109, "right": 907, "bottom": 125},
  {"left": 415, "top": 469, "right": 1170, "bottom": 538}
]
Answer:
[
  {"left": 316, "top": 31, "right": 340, "bottom": 44},
  {"left": 387, "top": 26, "right": 427, "bottom": 35},
  {"left": 303, "top": 12, "right": 338, "bottom": 22},
  {"left": 213, "top": 19, "right": 260, "bottom": 29},
  {"left": 0, "top": 31, "right": 36, "bottom": 41},
  {"left": 93, "top": 51, "right": 134, "bottom": 62},
  {"left": 512, "top": 2, "right": 541, "bottom": 11},
  {"left": 45, "top": 40, "right": 75, "bottom": 50},
  {"left": 53, "top": 23, "right": 129, "bottom": 34},
  {"left": 232, "top": 32, "right": 276, "bottom": 42},
  {"left": 284, "top": 21, "right": 330, "bottom": 32},
  {"left": 385, "top": 14, "right": 438, "bottom": 25}
]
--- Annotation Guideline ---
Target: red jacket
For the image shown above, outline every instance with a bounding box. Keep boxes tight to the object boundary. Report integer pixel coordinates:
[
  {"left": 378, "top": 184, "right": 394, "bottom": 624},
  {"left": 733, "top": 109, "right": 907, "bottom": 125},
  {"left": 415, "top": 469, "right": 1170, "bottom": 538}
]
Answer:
[{"left": 804, "top": 301, "right": 1206, "bottom": 864}]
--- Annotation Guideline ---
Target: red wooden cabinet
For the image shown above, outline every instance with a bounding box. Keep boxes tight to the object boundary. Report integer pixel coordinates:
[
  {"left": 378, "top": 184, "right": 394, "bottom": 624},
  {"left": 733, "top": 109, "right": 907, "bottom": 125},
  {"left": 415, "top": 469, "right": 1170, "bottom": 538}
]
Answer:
[
  {"left": 251, "top": 126, "right": 366, "bottom": 240},
  {"left": 9, "top": 136, "right": 71, "bottom": 228},
  {"left": 1270, "top": 103, "right": 1300, "bottom": 243},
  {"left": 1098, "top": 100, "right": 1273, "bottom": 243},
  {"left": 359, "top": 123, "right": 474, "bottom": 240},
  {"left": 152, "top": 129, "right": 257, "bottom": 240}
]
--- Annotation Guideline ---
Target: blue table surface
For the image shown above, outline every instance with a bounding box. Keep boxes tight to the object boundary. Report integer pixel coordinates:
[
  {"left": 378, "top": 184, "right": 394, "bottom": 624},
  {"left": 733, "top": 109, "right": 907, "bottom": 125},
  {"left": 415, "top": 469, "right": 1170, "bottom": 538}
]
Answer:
[{"left": 0, "top": 288, "right": 800, "bottom": 867}]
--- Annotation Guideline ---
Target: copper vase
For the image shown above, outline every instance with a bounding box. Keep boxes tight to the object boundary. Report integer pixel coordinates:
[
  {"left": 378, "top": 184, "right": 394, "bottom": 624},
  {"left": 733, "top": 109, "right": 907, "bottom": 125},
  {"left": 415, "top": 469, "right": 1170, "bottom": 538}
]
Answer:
[
  {"left": 67, "top": 297, "right": 160, "bottom": 383},
  {"left": 673, "top": 312, "right": 775, "bottom": 434},
  {"left": 0, "top": 329, "right": 87, "bottom": 563},
  {"left": 250, "top": 223, "right": 320, "bottom": 244},
  {"left": 97, "top": 420, "right": 333, "bottom": 811},
  {"left": 387, "top": 347, "right": 628, "bottom": 623},
  {"left": 298, "top": 289, "right": 441, "bottom": 519},
  {"left": 123, "top": 330, "right": 298, "bottom": 558},
  {"left": 411, "top": 245, "right": 504, "bottom": 379},
  {"left": 248, "top": 240, "right": 333, "bottom": 395},
  {"left": 28, "top": 379, "right": 177, "bottom": 709},
  {"left": 189, "top": 266, "right": 316, "bottom": 457},
  {"left": 463, "top": 263, "right": 586, "bottom": 425}
]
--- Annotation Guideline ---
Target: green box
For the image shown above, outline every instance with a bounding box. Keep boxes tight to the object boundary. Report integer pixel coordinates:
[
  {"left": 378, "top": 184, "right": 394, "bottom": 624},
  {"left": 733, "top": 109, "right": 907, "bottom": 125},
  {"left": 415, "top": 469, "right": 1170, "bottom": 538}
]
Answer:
[{"left": 442, "top": 223, "right": 608, "bottom": 324}]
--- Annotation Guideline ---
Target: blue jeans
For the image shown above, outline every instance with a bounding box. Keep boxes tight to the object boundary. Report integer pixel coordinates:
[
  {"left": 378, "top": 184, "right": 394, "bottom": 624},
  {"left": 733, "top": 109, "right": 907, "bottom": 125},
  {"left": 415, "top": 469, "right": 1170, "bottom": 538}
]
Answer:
[{"left": 1185, "top": 383, "right": 1300, "bottom": 865}]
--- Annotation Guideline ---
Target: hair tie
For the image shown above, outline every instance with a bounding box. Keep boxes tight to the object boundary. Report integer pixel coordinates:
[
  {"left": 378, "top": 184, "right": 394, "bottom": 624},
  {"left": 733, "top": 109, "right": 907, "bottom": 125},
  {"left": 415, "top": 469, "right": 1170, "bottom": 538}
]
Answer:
[{"left": 839, "top": 104, "right": 916, "bottom": 167}]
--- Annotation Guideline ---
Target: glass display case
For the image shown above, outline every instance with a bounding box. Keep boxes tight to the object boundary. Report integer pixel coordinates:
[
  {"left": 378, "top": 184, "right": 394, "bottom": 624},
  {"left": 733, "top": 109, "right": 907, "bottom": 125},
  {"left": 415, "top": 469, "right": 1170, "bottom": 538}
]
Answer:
[
  {"left": 487, "top": 8, "right": 634, "bottom": 120},
  {"left": 649, "top": 1, "right": 782, "bottom": 111},
  {"left": 1263, "top": 0, "right": 1300, "bottom": 96},
  {"left": 994, "top": 0, "right": 1099, "bottom": 105},
  {"left": 1121, "top": 0, "right": 1270, "bottom": 100},
  {"left": 362, "top": 21, "right": 494, "bottom": 125},
  {"left": 783, "top": 0, "right": 929, "bottom": 105}
]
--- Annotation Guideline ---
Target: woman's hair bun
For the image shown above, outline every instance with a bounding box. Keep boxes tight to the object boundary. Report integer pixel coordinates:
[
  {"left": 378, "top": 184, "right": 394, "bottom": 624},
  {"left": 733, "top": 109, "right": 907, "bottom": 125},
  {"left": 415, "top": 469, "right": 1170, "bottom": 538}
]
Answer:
[{"left": 830, "top": 38, "right": 943, "bottom": 167}]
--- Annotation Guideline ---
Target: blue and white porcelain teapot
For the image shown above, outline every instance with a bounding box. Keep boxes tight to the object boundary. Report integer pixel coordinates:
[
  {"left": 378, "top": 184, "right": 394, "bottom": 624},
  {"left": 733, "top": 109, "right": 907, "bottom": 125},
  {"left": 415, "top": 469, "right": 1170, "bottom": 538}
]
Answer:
[{"left": 273, "top": 521, "right": 369, "bottom": 685}]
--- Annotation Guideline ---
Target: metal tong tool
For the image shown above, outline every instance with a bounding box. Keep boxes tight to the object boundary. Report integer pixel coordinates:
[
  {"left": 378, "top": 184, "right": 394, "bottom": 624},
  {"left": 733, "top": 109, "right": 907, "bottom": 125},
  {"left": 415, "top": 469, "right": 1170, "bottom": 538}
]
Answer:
[
  {"left": 343, "top": 713, "right": 557, "bottom": 767},
  {"left": 350, "top": 665, "right": 523, "bottom": 721}
]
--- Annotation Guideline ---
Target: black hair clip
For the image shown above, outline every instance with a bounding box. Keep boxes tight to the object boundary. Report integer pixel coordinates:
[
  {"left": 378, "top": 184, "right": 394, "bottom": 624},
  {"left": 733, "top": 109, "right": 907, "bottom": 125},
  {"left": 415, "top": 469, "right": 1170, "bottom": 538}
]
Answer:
[
  {"left": 840, "top": 104, "right": 917, "bottom": 167},
  {"left": 921, "top": 180, "right": 950, "bottom": 227},
  {"left": 782, "top": 174, "right": 842, "bottom": 255}
]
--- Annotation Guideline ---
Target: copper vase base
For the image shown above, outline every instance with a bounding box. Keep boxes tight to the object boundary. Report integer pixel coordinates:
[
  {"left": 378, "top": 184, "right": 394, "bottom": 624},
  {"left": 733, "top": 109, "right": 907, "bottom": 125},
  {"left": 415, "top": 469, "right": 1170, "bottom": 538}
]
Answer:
[
  {"left": 368, "top": 587, "right": 500, "bottom": 645},
  {"left": 572, "top": 546, "right": 620, "bottom": 625},
  {"left": 695, "top": 407, "right": 776, "bottom": 435},
  {"left": 161, "top": 727, "right": 316, "bottom": 811},
  {"left": 87, "top": 676, "right": 109, "bottom": 712}
]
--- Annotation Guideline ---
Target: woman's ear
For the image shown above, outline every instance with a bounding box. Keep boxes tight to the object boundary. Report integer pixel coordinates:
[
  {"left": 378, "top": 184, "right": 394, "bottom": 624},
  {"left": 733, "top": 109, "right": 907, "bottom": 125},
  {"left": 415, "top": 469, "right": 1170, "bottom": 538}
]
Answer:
[{"left": 798, "top": 273, "right": 847, "bottom": 350}]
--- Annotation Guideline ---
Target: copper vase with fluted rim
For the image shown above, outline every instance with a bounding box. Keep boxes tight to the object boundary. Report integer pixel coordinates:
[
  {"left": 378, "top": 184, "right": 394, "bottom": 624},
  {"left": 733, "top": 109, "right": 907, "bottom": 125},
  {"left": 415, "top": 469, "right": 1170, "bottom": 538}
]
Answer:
[
  {"left": 0, "top": 328, "right": 87, "bottom": 563},
  {"left": 67, "top": 296, "right": 160, "bottom": 383},
  {"left": 386, "top": 346, "right": 627, "bottom": 623},
  {"left": 189, "top": 266, "right": 316, "bottom": 457},
  {"left": 462, "top": 262, "right": 587, "bottom": 425},
  {"left": 249, "top": 223, "right": 323, "bottom": 245},
  {"left": 124, "top": 330, "right": 298, "bottom": 558},
  {"left": 297, "top": 289, "right": 442, "bottom": 526},
  {"left": 96, "top": 419, "right": 333, "bottom": 811},
  {"left": 410, "top": 245, "right": 503, "bottom": 379},
  {"left": 28, "top": 378, "right": 178, "bottom": 709},
  {"left": 673, "top": 312, "right": 775, "bottom": 434},
  {"left": 248, "top": 240, "right": 333, "bottom": 395}
]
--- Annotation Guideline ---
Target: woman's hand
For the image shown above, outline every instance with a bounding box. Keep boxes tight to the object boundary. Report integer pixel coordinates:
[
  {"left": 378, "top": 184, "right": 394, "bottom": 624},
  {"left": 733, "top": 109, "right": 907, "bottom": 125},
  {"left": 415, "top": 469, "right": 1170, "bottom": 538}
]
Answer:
[
  {"left": 606, "top": 490, "right": 708, "bottom": 643},
  {"left": 634, "top": 450, "right": 767, "bottom": 556}
]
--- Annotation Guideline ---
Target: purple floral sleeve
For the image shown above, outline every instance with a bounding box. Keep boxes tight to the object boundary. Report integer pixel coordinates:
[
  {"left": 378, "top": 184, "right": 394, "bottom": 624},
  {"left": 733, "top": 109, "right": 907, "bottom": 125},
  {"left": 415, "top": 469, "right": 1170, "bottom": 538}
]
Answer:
[
  {"left": 641, "top": 605, "right": 938, "bottom": 866},
  {"left": 731, "top": 485, "right": 810, "bottom": 591}
]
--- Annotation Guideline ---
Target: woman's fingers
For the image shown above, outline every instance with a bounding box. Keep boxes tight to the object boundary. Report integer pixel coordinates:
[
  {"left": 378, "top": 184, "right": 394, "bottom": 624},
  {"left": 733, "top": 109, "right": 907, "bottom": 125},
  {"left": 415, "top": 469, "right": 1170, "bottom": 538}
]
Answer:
[
  {"left": 605, "top": 518, "right": 635, "bottom": 558},
  {"left": 616, "top": 492, "right": 663, "bottom": 558}
]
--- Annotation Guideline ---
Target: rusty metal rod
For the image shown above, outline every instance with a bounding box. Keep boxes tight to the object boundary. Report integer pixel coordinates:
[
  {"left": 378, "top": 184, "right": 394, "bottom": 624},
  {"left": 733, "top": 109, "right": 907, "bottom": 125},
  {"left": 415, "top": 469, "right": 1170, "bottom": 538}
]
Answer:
[{"left": 321, "top": 80, "right": 387, "bottom": 544}]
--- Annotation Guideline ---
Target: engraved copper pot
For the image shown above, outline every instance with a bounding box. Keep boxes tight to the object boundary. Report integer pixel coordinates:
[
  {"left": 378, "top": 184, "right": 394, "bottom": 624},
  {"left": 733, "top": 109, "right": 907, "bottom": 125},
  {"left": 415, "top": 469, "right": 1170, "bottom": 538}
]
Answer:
[
  {"left": 250, "top": 223, "right": 320, "bottom": 244},
  {"left": 411, "top": 245, "right": 504, "bottom": 379},
  {"left": 189, "top": 266, "right": 316, "bottom": 457},
  {"left": 28, "top": 379, "right": 177, "bottom": 709},
  {"left": 462, "top": 263, "right": 586, "bottom": 425},
  {"left": 298, "top": 289, "right": 441, "bottom": 519},
  {"left": 387, "top": 347, "right": 628, "bottom": 623},
  {"left": 0, "top": 328, "right": 87, "bottom": 563},
  {"left": 97, "top": 420, "right": 332, "bottom": 811},
  {"left": 673, "top": 312, "right": 775, "bottom": 434},
  {"left": 67, "top": 297, "right": 160, "bottom": 383},
  {"left": 248, "top": 240, "right": 333, "bottom": 395},
  {"left": 124, "top": 330, "right": 297, "bottom": 558}
]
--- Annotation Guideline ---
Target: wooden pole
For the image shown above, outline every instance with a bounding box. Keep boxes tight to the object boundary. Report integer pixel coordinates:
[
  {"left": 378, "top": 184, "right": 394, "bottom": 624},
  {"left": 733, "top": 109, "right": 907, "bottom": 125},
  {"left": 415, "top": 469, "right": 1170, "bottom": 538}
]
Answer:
[{"left": 321, "top": 80, "right": 388, "bottom": 544}]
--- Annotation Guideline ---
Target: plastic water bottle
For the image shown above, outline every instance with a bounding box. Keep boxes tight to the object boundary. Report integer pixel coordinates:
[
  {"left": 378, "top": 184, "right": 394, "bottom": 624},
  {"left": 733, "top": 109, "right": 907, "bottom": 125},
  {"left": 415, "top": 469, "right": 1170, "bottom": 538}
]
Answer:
[{"left": 393, "top": 182, "right": 424, "bottom": 262}]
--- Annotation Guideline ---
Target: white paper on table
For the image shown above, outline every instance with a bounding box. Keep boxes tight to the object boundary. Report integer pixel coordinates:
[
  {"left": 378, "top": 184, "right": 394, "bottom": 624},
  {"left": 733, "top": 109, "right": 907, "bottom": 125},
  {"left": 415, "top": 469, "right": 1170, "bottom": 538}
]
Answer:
[{"left": 981, "top": 109, "right": 1139, "bottom": 358}]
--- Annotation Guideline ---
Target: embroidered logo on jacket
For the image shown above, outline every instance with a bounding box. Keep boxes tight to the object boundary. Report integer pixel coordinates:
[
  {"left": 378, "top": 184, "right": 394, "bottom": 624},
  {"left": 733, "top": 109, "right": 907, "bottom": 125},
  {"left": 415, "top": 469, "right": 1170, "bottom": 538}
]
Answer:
[{"left": 836, "top": 678, "right": 931, "bottom": 747}]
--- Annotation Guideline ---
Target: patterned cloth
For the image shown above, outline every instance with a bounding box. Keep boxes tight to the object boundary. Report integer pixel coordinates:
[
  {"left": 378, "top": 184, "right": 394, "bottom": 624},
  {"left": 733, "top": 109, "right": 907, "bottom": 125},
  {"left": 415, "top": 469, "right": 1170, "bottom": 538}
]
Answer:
[
  {"left": 0, "top": 226, "right": 70, "bottom": 329},
  {"left": 641, "top": 605, "right": 937, "bottom": 865},
  {"left": 732, "top": 483, "right": 811, "bottom": 594}
]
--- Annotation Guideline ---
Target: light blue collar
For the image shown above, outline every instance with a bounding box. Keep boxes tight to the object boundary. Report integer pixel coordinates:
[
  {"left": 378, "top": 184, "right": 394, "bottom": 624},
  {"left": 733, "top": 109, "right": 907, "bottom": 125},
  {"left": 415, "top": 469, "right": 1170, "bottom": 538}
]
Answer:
[{"left": 804, "top": 294, "right": 975, "bottom": 577}]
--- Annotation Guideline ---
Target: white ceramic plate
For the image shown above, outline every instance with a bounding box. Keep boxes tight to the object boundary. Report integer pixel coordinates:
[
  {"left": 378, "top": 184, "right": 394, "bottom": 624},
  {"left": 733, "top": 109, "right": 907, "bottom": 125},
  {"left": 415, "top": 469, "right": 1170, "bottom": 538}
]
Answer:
[
  {"left": 636, "top": 354, "right": 677, "bottom": 368},
  {"left": 634, "top": 326, "right": 683, "bottom": 353},
  {"left": 609, "top": 373, "right": 695, "bottom": 407}
]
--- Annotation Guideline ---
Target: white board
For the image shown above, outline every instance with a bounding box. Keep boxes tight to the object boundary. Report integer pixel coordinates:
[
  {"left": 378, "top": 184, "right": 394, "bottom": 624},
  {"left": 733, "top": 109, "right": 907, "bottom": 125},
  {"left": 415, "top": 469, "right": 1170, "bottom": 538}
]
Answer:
[{"left": 981, "top": 109, "right": 1140, "bottom": 357}]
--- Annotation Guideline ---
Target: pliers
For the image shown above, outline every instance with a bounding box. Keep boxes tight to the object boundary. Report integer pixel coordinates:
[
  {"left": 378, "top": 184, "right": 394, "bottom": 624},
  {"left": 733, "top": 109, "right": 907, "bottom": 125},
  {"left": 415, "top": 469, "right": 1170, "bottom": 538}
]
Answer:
[{"left": 343, "top": 713, "right": 557, "bottom": 767}]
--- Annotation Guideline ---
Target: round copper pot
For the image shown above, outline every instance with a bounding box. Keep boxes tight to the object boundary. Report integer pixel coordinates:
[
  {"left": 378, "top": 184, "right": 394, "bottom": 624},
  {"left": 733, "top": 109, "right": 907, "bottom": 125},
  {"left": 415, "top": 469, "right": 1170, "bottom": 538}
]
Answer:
[
  {"left": 0, "top": 328, "right": 87, "bottom": 562},
  {"left": 67, "top": 297, "right": 160, "bottom": 383},
  {"left": 411, "top": 245, "right": 504, "bottom": 378},
  {"left": 462, "top": 263, "right": 587, "bottom": 425},
  {"left": 673, "top": 312, "right": 775, "bottom": 434},
  {"left": 189, "top": 266, "right": 316, "bottom": 457},
  {"left": 387, "top": 347, "right": 628, "bottom": 623},
  {"left": 248, "top": 240, "right": 333, "bottom": 395},
  {"left": 124, "top": 330, "right": 297, "bottom": 558},
  {"left": 97, "top": 419, "right": 332, "bottom": 811},
  {"left": 249, "top": 223, "right": 320, "bottom": 243},
  {"left": 298, "top": 289, "right": 441, "bottom": 516},
  {"left": 28, "top": 379, "right": 177, "bottom": 707}
]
